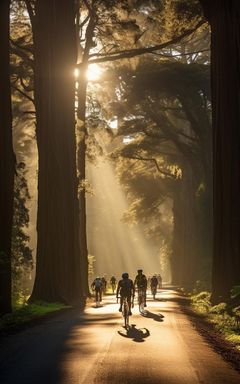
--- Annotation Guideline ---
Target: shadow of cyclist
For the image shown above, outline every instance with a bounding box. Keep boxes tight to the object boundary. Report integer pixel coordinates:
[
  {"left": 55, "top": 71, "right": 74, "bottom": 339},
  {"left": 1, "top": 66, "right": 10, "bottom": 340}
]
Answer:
[
  {"left": 141, "top": 310, "right": 164, "bottom": 322},
  {"left": 118, "top": 324, "right": 150, "bottom": 342}
]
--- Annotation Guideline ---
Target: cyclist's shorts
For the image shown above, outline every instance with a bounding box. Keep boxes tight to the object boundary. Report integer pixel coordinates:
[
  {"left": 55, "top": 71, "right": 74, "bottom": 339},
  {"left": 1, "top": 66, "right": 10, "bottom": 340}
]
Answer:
[{"left": 120, "top": 289, "right": 132, "bottom": 297}]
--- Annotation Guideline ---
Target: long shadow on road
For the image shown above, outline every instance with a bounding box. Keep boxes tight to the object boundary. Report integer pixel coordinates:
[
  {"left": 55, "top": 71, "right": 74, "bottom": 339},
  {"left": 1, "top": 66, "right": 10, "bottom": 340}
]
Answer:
[
  {"left": 0, "top": 308, "right": 120, "bottom": 384},
  {"left": 141, "top": 310, "right": 164, "bottom": 322},
  {"left": 118, "top": 324, "right": 150, "bottom": 342}
]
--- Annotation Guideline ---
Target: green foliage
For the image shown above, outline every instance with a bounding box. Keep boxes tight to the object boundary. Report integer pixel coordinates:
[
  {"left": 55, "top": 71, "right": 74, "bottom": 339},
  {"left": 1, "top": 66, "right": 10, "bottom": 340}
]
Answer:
[
  {"left": 0, "top": 302, "right": 69, "bottom": 331},
  {"left": 191, "top": 291, "right": 211, "bottom": 313},
  {"left": 88, "top": 254, "right": 96, "bottom": 278},
  {"left": 210, "top": 302, "right": 227, "bottom": 315},
  {"left": 12, "top": 162, "right": 33, "bottom": 298},
  {"left": 231, "top": 285, "right": 240, "bottom": 300},
  {"left": 191, "top": 291, "right": 240, "bottom": 350}
]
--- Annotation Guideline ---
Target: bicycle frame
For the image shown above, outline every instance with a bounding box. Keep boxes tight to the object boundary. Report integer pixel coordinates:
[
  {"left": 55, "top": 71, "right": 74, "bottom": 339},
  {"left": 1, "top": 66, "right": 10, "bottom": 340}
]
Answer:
[
  {"left": 95, "top": 288, "right": 102, "bottom": 307},
  {"left": 122, "top": 296, "right": 130, "bottom": 328},
  {"left": 151, "top": 285, "right": 157, "bottom": 299},
  {"left": 138, "top": 288, "right": 145, "bottom": 313},
  {"left": 111, "top": 282, "right": 116, "bottom": 293},
  {"left": 117, "top": 296, "right": 130, "bottom": 328}
]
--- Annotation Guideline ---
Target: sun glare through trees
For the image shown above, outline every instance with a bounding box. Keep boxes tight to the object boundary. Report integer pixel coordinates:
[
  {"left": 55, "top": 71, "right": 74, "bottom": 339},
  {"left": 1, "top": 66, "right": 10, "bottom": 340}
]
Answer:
[
  {"left": 74, "top": 64, "right": 103, "bottom": 82},
  {"left": 1, "top": 1, "right": 240, "bottom": 382}
]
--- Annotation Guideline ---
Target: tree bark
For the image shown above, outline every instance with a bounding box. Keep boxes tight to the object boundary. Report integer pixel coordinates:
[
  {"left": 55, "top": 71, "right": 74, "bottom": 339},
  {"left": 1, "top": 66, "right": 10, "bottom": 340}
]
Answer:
[
  {"left": 30, "top": 0, "right": 82, "bottom": 305},
  {"left": 76, "top": 10, "right": 97, "bottom": 297},
  {"left": 200, "top": 0, "right": 240, "bottom": 302},
  {"left": 0, "top": 0, "right": 14, "bottom": 314},
  {"left": 77, "top": 70, "right": 90, "bottom": 297},
  {"left": 171, "top": 163, "right": 199, "bottom": 288}
]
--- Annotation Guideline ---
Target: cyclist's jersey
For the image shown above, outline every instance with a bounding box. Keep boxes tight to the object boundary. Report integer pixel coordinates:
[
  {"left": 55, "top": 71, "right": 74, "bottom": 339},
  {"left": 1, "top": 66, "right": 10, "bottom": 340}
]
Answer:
[
  {"left": 92, "top": 278, "right": 103, "bottom": 290},
  {"left": 118, "top": 278, "right": 134, "bottom": 297},
  {"left": 134, "top": 274, "right": 147, "bottom": 289},
  {"left": 110, "top": 276, "right": 116, "bottom": 284},
  {"left": 150, "top": 277, "right": 158, "bottom": 287}
]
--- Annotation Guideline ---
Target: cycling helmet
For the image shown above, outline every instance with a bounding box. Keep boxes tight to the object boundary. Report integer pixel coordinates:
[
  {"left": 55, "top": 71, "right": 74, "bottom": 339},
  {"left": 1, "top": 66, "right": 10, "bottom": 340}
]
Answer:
[
  {"left": 122, "top": 272, "right": 129, "bottom": 279},
  {"left": 137, "top": 269, "right": 143, "bottom": 273}
]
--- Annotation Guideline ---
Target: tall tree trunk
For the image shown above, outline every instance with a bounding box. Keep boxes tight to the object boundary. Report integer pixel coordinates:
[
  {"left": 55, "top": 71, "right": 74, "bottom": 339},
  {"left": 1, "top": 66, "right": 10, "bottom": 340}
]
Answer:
[
  {"left": 200, "top": 0, "right": 240, "bottom": 302},
  {"left": 0, "top": 0, "right": 14, "bottom": 314},
  {"left": 179, "top": 94, "right": 213, "bottom": 284},
  {"left": 77, "top": 69, "right": 90, "bottom": 297},
  {"left": 171, "top": 163, "right": 200, "bottom": 288},
  {"left": 30, "top": 0, "right": 82, "bottom": 305},
  {"left": 76, "top": 11, "right": 97, "bottom": 297},
  {"left": 171, "top": 182, "right": 184, "bottom": 286}
]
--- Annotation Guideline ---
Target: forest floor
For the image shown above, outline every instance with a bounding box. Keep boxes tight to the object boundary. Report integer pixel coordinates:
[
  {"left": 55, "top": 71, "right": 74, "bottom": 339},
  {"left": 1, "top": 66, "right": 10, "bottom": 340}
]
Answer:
[
  {"left": 0, "top": 301, "right": 72, "bottom": 335},
  {"left": 0, "top": 289, "right": 240, "bottom": 383},
  {"left": 183, "top": 304, "right": 240, "bottom": 373}
]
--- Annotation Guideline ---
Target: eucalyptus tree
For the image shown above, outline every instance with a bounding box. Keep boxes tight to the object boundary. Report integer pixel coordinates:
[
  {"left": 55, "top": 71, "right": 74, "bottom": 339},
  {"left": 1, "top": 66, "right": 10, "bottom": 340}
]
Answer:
[{"left": 0, "top": 0, "right": 15, "bottom": 314}]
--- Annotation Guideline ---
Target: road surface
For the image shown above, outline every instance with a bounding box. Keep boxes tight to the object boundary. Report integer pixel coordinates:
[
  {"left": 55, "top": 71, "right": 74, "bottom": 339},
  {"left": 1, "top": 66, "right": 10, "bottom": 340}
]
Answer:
[{"left": 0, "top": 289, "right": 240, "bottom": 384}]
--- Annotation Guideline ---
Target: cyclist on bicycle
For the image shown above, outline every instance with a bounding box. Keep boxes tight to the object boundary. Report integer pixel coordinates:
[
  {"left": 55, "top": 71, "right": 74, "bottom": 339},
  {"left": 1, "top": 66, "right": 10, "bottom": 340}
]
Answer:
[
  {"left": 150, "top": 275, "right": 158, "bottom": 297},
  {"left": 157, "top": 274, "right": 162, "bottom": 289},
  {"left": 91, "top": 277, "right": 103, "bottom": 303},
  {"left": 134, "top": 269, "right": 147, "bottom": 307},
  {"left": 110, "top": 276, "right": 117, "bottom": 293},
  {"left": 101, "top": 276, "right": 107, "bottom": 294},
  {"left": 116, "top": 273, "right": 134, "bottom": 315}
]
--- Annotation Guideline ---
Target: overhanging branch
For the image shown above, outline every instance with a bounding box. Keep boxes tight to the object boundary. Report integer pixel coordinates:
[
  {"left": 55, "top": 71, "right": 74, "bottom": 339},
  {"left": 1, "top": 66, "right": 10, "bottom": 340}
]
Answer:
[
  {"left": 120, "top": 154, "right": 174, "bottom": 178},
  {"left": 80, "top": 20, "right": 207, "bottom": 66},
  {"left": 11, "top": 84, "right": 34, "bottom": 104}
]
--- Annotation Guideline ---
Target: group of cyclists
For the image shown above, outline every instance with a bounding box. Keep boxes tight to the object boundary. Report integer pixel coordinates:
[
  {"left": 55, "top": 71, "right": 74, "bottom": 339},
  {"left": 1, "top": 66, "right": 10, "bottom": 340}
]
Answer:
[{"left": 91, "top": 270, "right": 162, "bottom": 313}]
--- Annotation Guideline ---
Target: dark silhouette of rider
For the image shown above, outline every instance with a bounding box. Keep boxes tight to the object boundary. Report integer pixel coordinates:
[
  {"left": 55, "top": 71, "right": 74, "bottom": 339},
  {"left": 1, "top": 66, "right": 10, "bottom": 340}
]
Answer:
[
  {"left": 116, "top": 273, "right": 134, "bottom": 315},
  {"left": 134, "top": 269, "right": 148, "bottom": 307}
]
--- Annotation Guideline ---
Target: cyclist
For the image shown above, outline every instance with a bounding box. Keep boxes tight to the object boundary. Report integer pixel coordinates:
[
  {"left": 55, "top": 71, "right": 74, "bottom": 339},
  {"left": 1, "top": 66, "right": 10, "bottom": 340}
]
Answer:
[
  {"left": 116, "top": 273, "right": 135, "bottom": 315},
  {"left": 158, "top": 274, "right": 162, "bottom": 289},
  {"left": 134, "top": 269, "right": 148, "bottom": 307},
  {"left": 91, "top": 277, "right": 103, "bottom": 303},
  {"left": 110, "top": 275, "right": 117, "bottom": 293},
  {"left": 101, "top": 276, "right": 107, "bottom": 294},
  {"left": 150, "top": 275, "right": 158, "bottom": 298}
]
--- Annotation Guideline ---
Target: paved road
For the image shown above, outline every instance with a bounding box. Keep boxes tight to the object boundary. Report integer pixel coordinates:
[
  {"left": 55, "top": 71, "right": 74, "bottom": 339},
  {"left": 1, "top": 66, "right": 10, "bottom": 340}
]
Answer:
[{"left": 0, "top": 289, "right": 240, "bottom": 384}]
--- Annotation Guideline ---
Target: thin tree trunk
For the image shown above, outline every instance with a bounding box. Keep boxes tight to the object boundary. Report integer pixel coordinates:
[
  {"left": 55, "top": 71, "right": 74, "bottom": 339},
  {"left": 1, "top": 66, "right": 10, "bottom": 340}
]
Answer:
[
  {"left": 30, "top": 0, "right": 82, "bottom": 305},
  {"left": 200, "top": 0, "right": 240, "bottom": 302},
  {"left": 0, "top": 0, "right": 14, "bottom": 314}
]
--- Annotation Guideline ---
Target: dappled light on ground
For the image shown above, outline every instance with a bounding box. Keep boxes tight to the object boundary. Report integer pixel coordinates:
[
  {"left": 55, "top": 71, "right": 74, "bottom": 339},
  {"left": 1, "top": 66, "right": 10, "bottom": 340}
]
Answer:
[{"left": 0, "top": 290, "right": 240, "bottom": 383}]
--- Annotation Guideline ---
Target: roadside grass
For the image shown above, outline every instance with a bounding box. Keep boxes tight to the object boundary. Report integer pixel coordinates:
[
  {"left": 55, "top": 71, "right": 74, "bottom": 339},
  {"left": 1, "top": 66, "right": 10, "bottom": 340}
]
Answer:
[
  {"left": 191, "top": 291, "right": 240, "bottom": 351},
  {"left": 0, "top": 296, "right": 70, "bottom": 332}
]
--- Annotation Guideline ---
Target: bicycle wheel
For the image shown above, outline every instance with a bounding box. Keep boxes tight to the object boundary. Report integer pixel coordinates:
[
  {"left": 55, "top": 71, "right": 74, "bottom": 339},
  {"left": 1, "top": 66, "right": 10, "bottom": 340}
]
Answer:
[
  {"left": 123, "top": 300, "right": 129, "bottom": 328},
  {"left": 151, "top": 287, "right": 156, "bottom": 300},
  {"left": 138, "top": 291, "right": 144, "bottom": 313}
]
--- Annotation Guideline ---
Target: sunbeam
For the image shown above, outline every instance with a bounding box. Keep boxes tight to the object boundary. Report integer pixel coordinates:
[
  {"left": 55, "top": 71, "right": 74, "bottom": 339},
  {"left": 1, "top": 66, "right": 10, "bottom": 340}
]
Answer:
[{"left": 87, "top": 158, "right": 161, "bottom": 280}]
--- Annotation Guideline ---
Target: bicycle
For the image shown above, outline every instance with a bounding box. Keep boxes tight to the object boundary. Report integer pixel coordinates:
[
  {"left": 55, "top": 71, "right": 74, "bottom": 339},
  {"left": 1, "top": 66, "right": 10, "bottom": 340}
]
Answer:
[
  {"left": 111, "top": 282, "right": 116, "bottom": 293},
  {"left": 138, "top": 288, "right": 145, "bottom": 313},
  {"left": 117, "top": 296, "right": 131, "bottom": 329},
  {"left": 94, "top": 288, "right": 102, "bottom": 307},
  {"left": 151, "top": 285, "right": 157, "bottom": 300}
]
